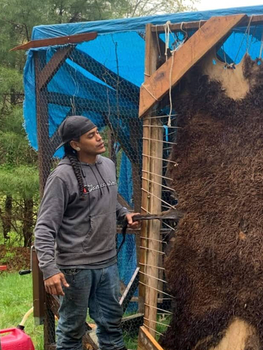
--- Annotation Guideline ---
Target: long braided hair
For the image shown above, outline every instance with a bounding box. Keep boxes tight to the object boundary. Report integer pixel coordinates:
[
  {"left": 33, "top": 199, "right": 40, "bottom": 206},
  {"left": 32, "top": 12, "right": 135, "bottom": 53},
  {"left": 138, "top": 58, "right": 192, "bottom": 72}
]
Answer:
[{"left": 64, "top": 142, "right": 85, "bottom": 199}]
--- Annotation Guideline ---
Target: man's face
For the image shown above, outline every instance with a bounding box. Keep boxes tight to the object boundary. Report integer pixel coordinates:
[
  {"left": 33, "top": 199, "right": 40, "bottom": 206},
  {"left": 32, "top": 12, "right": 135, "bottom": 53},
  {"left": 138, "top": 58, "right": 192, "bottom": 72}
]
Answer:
[{"left": 77, "top": 127, "right": 106, "bottom": 156}]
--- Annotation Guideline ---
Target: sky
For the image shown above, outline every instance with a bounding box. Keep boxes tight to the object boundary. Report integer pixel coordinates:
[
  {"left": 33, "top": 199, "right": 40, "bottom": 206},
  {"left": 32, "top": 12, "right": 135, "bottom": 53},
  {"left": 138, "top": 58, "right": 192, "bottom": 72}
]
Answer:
[{"left": 197, "top": 0, "right": 263, "bottom": 11}]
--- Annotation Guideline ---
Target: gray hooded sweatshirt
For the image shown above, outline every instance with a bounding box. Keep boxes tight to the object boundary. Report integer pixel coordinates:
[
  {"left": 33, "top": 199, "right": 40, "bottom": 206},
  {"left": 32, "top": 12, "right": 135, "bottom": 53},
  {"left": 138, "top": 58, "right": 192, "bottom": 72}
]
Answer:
[{"left": 34, "top": 155, "right": 128, "bottom": 280}]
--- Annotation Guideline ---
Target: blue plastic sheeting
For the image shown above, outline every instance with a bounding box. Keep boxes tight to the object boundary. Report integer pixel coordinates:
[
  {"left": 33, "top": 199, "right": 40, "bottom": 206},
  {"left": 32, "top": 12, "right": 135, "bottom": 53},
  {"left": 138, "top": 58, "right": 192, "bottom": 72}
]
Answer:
[
  {"left": 31, "top": 5, "right": 263, "bottom": 38},
  {"left": 23, "top": 5, "right": 263, "bottom": 296}
]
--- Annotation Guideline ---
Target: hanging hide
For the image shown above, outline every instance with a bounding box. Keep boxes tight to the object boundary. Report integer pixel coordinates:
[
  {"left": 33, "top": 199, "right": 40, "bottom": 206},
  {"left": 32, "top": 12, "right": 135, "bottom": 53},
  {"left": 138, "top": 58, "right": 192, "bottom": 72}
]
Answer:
[{"left": 160, "top": 54, "right": 263, "bottom": 350}]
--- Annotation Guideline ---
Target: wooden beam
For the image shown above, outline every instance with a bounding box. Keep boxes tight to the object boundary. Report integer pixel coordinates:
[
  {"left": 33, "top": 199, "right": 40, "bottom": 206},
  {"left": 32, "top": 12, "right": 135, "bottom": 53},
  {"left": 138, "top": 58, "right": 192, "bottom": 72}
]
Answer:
[
  {"left": 139, "top": 14, "right": 246, "bottom": 118},
  {"left": 137, "top": 326, "right": 164, "bottom": 350},
  {"left": 70, "top": 49, "right": 140, "bottom": 102},
  {"left": 32, "top": 249, "right": 45, "bottom": 325},
  {"left": 152, "top": 14, "right": 262, "bottom": 33},
  {"left": 10, "top": 32, "right": 97, "bottom": 51},
  {"left": 37, "top": 46, "right": 74, "bottom": 90},
  {"left": 139, "top": 23, "right": 159, "bottom": 314}
]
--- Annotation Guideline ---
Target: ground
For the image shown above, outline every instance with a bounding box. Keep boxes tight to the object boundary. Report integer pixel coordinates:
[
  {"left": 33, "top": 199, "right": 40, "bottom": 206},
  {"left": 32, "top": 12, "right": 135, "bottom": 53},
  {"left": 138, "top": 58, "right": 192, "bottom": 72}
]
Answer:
[{"left": 0, "top": 245, "right": 30, "bottom": 271}]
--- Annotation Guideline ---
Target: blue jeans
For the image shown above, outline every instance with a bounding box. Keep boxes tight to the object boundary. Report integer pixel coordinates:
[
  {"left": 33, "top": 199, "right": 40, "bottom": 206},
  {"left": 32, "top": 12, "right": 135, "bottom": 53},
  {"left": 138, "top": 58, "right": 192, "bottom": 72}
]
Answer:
[{"left": 56, "top": 264, "right": 125, "bottom": 350}]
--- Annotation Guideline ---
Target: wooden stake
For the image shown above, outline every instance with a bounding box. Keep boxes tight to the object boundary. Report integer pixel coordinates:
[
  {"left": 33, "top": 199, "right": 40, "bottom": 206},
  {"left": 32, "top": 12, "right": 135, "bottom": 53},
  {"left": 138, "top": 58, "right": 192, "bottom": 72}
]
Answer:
[
  {"left": 139, "top": 23, "right": 159, "bottom": 314},
  {"left": 138, "top": 326, "right": 164, "bottom": 350}
]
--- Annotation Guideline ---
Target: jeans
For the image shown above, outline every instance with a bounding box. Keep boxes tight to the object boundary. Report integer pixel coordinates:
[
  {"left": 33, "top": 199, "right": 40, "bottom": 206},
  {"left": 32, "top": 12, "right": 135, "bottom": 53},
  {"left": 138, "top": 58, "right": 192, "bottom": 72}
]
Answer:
[{"left": 56, "top": 263, "right": 125, "bottom": 350}]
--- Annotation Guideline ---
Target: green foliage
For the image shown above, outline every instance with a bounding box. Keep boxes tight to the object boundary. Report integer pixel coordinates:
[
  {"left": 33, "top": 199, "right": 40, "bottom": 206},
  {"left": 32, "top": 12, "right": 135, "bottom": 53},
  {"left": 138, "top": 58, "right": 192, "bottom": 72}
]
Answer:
[
  {"left": 0, "top": 66, "right": 23, "bottom": 95},
  {"left": 0, "top": 165, "right": 39, "bottom": 199},
  {"left": 0, "top": 231, "right": 23, "bottom": 247},
  {"left": 0, "top": 249, "right": 16, "bottom": 265}
]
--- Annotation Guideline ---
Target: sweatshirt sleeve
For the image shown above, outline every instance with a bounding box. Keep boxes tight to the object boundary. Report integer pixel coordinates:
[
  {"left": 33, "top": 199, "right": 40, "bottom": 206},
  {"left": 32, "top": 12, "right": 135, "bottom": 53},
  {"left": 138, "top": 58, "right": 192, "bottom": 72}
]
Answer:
[
  {"left": 116, "top": 201, "right": 129, "bottom": 224},
  {"left": 34, "top": 175, "right": 69, "bottom": 280}
]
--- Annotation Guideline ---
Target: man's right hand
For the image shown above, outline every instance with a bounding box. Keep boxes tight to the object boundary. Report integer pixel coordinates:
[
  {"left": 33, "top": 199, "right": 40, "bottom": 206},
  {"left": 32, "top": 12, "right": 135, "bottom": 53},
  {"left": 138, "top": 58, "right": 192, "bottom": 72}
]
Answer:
[{"left": 44, "top": 273, "right": 70, "bottom": 296}]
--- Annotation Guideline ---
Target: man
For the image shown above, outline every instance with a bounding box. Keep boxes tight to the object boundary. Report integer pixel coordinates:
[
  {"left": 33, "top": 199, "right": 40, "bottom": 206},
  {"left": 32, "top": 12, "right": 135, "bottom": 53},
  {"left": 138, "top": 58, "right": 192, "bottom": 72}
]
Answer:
[{"left": 34, "top": 115, "right": 138, "bottom": 350}]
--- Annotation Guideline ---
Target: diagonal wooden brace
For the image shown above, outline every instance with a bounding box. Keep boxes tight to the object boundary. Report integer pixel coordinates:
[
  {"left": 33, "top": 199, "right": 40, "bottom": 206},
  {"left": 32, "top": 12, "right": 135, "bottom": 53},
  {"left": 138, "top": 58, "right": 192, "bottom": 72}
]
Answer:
[{"left": 139, "top": 14, "right": 247, "bottom": 118}]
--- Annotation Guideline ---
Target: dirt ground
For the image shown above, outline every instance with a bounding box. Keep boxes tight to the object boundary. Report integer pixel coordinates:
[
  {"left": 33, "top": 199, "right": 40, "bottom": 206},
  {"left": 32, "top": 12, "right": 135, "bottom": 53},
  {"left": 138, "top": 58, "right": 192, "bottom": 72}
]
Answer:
[{"left": 0, "top": 245, "right": 30, "bottom": 271}]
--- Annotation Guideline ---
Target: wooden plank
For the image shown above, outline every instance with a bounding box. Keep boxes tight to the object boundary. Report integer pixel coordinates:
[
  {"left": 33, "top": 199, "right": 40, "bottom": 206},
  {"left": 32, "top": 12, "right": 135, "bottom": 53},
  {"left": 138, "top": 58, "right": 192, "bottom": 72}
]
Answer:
[
  {"left": 139, "top": 23, "right": 159, "bottom": 314},
  {"left": 10, "top": 32, "right": 97, "bottom": 51},
  {"left": 35, "top": 51, "right": 53, "bottom": 195},
  {"left": 144, "top": 118, "right": 163, "bottom": 337},
  {"left": 32, "top": 249, "right": 45, "bottom": 325},
  {"left": 139, "top": 14, "right": 246, "bottom": 118},
  {"left": 70, "top": 49, "right": 139, "bottom": 102},
  {"left": 119, "top": 267, "right": 139, "bottom": 313},
  {"left": 137, "top": 326, "right": 164, "bottom": 350},
  {"left": 152, "top": 14, "right": 262, "bottom": 33},
  {"left": 38, "top": 46, "right": 74, "bottom": 90}
]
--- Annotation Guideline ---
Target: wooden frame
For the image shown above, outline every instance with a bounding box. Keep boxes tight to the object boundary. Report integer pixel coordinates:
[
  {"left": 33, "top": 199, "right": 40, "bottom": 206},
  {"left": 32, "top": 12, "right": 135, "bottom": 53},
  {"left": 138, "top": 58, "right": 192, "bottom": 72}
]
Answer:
[{"left": 139, "top": 14, "right": 246, "bottom": 117}]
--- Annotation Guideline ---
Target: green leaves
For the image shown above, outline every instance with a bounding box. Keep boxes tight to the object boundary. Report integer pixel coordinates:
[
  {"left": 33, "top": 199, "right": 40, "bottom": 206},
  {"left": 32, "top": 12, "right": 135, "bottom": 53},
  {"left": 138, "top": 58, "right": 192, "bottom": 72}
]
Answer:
[{"left": 0, "top": 165, "right": 39, "bottom": 199}]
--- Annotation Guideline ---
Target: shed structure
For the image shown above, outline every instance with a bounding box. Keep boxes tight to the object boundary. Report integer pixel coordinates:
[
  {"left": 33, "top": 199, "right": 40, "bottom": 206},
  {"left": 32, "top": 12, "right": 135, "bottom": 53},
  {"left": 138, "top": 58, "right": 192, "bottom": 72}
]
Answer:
[{"left": 21, "top": 4, "right": 263, "bottom": 350}]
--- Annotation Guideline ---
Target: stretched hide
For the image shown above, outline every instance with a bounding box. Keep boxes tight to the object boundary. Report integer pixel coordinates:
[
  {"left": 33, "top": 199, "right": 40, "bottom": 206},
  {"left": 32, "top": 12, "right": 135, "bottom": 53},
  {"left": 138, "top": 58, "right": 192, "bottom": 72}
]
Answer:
[{"left": 161, "top": 55, "right": 263, "bottom": 350}]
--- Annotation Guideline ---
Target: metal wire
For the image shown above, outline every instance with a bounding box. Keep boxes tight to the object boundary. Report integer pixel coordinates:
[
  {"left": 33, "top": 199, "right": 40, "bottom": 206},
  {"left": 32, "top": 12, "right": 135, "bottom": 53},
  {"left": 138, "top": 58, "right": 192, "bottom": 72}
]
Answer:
[
  {"left": 143, "top": 324, "right": 164, "bottom": 336},
  {"left": 141, "top": 176, "right": 175, "bottom": 192},
  {"left": 143, "top": 137, "right": 176, "bottom": 146},
  {"left": 139, "top": 281, "right": 174, "bottom": 299},
  {"left": 143, "top": 317, "right": 171, "bottom": 328},
  {"left": 140, "top": 246, "right": 165, "bottom": 255},
  {"left": 140, "top": 236, "right": 167, "bottom": 244},
  {"left": 142, "top": 153, "right": 178, "bottom": 165},
  {"left": 139, "top": 262, "right": 165, "bottom": 270},
  {"left": 141, "top": 169, "right": 173, "bottom": 181},
  {"left": 139, "top": 270, "right": 168, "bottom": 284},
  {"left": 142, "top": 188, "right": 174, "bottom": 209},
  {"left": 144, "top": 302, "right": 173, "bottom": 314}
]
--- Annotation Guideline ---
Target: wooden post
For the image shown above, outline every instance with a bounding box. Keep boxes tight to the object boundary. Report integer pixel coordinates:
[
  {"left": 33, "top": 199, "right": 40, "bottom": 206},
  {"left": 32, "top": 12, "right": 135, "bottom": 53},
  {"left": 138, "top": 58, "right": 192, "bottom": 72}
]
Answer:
[
  {"left": 144, "top": 119, "right": 163, "bottom": 336},
  {"left": 139, "top": 24, "right": 163, "bottom": 336}
]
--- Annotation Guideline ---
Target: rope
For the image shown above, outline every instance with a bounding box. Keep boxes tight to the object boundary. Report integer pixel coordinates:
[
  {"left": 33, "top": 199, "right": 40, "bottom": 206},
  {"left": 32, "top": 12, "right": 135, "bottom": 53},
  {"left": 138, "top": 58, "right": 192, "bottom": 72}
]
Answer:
[{"left": 234, "top": 15, "right": 254, "bottom": 63}]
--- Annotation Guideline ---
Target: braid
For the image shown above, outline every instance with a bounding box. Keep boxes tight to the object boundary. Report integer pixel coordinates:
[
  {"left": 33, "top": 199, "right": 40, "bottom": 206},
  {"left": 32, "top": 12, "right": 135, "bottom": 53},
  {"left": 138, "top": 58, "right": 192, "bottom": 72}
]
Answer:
[{"left": 64, "top": 143, "right": 85, "bottom": 199}]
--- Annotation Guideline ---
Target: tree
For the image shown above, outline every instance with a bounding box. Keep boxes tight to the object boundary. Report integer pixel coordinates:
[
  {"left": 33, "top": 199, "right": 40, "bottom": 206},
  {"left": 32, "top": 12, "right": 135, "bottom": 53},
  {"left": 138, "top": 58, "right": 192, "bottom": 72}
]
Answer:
[{"left": 0, "top": 66, "right": 39, "bottom": 247}]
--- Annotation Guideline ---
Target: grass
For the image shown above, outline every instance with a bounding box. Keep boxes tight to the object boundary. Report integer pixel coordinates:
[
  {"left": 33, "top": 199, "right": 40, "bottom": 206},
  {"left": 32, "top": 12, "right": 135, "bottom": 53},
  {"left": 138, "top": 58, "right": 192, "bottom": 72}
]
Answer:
[
  {"left": 0, "top": 272, "right": 43, "bottom": 349},
  {"left": 0, "top": 272, "right": 139, "bottom": 350},
  {"left": 0, "top": 272, "right": 169, "bottom": 350}
]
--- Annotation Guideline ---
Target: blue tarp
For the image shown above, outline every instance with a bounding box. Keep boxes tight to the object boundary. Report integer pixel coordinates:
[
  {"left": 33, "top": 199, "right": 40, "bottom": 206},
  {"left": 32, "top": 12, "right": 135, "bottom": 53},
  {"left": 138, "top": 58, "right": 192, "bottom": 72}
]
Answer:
[{"left": 23, "top": 5, "right": 263, "bottom": 292}]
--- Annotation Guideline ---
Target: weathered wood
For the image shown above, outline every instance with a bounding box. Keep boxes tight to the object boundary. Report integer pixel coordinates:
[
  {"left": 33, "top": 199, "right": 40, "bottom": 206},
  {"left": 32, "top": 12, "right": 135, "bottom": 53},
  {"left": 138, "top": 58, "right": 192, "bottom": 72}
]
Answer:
[
  {"left": 144, "top": 118, "right": 163, "bottom": 337},
  {"left": 119, "top": 267, "right": 140, "bottom": 313},
  {"left": 139, "top": 14, "right": 247, "bottom": 118},
  {"left": 35, "top": 51, "right": 53, "bottom": 195},
  {"left": 32, "top": 249, "right": 45, "bottom": 325},
  {"left": 11, "top": 32, "right": 97, "bottom": 51},
  {"left": 152, "top": 14, "right": 261, "bottom": 33},
  {"left": 139, "top": 23, "right": 159, "bottom": 314},
  {"left": 37, "top": 46, "right": 74, "bottom": 90},
  {"left": 137, "top": 326, "right": 164, "bottom": 350},
  {"left": 70, "top": 49, "right": 139, "bottom": 102}
]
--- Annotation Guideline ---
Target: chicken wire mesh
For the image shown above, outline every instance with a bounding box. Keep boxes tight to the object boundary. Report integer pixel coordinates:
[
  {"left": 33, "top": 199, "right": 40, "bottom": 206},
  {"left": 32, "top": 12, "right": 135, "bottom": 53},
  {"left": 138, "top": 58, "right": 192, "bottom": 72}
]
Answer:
[{"left": 32, "top": 38, "right": 176, "bottom": 349}]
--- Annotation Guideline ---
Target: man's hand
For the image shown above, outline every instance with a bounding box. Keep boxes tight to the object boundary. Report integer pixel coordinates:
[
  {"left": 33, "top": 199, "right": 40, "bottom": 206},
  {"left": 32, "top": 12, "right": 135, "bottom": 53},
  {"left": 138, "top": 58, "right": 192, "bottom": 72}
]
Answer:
[
  {"left": 126, "top": 213, "right": 140, "bottom": 229},
  {"left": 44, "top": 273, "right": 69, "bottom": 296}
]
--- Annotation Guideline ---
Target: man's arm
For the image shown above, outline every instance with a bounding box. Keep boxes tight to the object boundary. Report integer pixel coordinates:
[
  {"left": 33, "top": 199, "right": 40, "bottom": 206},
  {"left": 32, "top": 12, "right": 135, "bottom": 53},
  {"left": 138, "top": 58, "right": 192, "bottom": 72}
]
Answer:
[{"left": 34, "top": 175, "right": 69, "bottom": 295}]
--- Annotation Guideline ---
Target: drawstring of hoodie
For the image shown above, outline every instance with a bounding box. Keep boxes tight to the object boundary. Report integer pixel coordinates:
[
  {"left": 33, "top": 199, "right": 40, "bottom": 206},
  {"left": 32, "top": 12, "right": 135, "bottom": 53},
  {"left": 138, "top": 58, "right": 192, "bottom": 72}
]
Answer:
[
  {"left": 95, "top": 163, "right": 110, "bottom": 192},
  {"left": 89, "top": 165, "right": 103, "bottom": 197}
]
